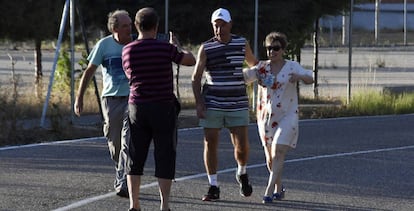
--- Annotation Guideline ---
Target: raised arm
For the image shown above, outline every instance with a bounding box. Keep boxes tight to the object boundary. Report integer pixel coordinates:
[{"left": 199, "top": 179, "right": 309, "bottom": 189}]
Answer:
[
  {"left": 170, "top": 31, "right": 196, "bottom": 66},
  {"left": 244, "top": 41, "right": 258, "bottom": 67}
]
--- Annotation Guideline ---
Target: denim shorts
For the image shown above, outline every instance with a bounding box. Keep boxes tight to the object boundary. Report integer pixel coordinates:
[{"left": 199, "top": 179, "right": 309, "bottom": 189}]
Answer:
[{"left": 199, "top": 109, "right": 249, "bottom": 128}]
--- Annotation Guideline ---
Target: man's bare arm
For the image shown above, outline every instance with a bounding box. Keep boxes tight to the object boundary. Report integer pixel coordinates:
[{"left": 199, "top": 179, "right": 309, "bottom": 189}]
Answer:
[
  {"left": 191, "top": 45, "right": 207, "bottom": 118},
  {"left": 74, "top": 64, "right": 97, "bottom": 116}
]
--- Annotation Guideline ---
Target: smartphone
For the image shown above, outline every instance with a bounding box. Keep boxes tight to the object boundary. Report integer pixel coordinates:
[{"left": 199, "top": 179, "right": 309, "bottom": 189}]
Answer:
[{"left": 156, "top": 33, "right": 170, "bottom": 42}]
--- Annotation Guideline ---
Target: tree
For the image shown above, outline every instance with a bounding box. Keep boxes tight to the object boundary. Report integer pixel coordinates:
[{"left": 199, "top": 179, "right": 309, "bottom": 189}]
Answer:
[
  {"left": 84, "top": 0, "right": 352, "bottom": 100},
  {"left": 0, "top": 0, "right": 64, "bottom": 84},
  {"left": 1, "top": 0, "right": 353, "bottom": 100}
]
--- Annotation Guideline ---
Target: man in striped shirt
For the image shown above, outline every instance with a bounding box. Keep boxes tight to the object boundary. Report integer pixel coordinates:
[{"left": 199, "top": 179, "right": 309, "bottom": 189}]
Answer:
[
  {"left": 191, "top": 8, "right": 258, "bottom": 202},
  {"left": 122, "top": 7, "right": 195, "bottom": 211}
]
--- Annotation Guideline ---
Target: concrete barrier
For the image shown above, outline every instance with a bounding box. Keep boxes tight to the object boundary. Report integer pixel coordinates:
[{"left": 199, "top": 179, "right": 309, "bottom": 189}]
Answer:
[{"left": 383, "top": 85, "right": 414, "bottom": 95}]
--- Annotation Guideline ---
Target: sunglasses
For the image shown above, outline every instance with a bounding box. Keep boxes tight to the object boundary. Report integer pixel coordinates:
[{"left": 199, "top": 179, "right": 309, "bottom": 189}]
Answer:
[{"left": 266, "top": 45, "right": 282, "bottom": 52}]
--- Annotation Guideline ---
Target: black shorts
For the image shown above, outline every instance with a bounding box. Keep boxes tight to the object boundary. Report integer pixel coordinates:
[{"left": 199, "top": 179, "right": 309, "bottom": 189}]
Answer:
[{"left": 126, "top": 102, "right": 178, "bottom": 179}]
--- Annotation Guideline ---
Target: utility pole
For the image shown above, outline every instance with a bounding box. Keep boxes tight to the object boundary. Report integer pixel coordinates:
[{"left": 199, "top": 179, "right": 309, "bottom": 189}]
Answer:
[
  {"left": 41, "top": 0, "right": 103, "bottom": 127},
  {"left": 404, "top": 0, "right": 407, "bottom": 46},
  {"left": 375, "top": 0, "right": 381, "bottom": 45},
  {"left": 347, "top": 0, "right": 354, "bottom": 105},
  {"left": 70, "top": 0, "right": 75, "bottom": 123},
  {"left": 342, "top": 14, "right": 349, "bottom": 46},
  {"left": 40, "top": 0, "right": 69, "bottom": 128}
]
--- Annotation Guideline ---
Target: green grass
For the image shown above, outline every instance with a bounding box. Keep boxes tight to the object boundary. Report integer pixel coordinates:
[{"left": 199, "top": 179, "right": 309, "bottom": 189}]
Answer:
[
  {"left": 348, "top": 91, "right": 414, "bottom": 115},
  {"left": 298, "top": 90, "right": 414, "bottom": 119}
]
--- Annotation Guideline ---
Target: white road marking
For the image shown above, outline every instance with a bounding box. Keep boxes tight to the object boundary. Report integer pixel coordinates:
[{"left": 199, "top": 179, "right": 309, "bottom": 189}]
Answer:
[
  {"left": 0, "top": 137, "right": 105, "bottom": 151},
  {"left": 52, "top": 144, "right": 414, "bottom": 211},
  {"left": 1, "top": 120, "right": 413, "bottom": 210}
]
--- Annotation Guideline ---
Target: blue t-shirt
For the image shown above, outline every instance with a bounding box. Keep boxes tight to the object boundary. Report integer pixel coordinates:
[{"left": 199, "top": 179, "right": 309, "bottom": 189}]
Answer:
[{"left": 88, "top": 35, "right": 129, "bottom": 97}]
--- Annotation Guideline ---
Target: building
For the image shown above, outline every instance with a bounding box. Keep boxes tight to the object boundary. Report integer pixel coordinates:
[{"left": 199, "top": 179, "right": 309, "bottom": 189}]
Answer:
[{"left": 321, "top": 1, "right": 414, "bottom": 31}]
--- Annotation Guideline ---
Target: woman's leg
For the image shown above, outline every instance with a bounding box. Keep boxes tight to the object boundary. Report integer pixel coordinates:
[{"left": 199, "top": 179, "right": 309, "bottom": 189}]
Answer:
[
  {"left": 273, "top": 144, "right": 290, "bottom": 193},
  {"left": 264, "top": 144, "right": 290, "bottom": 196},
  {"left": 263, "top": 144, "right": 272, "bottom": 172}
]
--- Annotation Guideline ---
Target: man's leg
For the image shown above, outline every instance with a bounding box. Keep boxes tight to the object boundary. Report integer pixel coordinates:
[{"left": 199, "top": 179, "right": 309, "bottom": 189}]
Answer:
[
  {"left": 150, "top": 102, "right": 176, "bottom": 210},
  {"left": 229, "top": 126, "right": 253, "bottom": 197},
  {"left": 158, "top": 178, "right": 172, "bottom": 211},
  {"left": 204, "top": 128, "right": 220, "bottom": 175},
  {"left": 101, "top": 97, "right": 126, "bottom": 194},
  {"left": 127, "top": 175, "right": 141, "bottom": 210},
  {"left": 102, "top": 98, "right": 124, "bottom": 163},
  {"left": 229, "top": 126, "right": 249, "bottom": 165},
  {"left": 126, "top": 103, "right": 151, "bottom": 210},
  {"left": 202, "top": 128, "right": 221, "bottom": 201},
  {"left": 106, "top": 98, "right": 129, "bottom": 196},
  {"left": 116, "top": 111, "right": 130, "bottom": 197}
]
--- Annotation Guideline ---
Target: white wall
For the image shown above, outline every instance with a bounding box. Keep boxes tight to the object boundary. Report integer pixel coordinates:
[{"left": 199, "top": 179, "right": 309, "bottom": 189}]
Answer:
[{"left": 320, "top": 3, "right": 414, "bottom": 30}]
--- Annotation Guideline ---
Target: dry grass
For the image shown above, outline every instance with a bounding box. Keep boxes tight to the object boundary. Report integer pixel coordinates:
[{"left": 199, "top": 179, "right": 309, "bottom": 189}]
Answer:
[{"left": 3, "top": 80, "right": 414, "bottom": 147}]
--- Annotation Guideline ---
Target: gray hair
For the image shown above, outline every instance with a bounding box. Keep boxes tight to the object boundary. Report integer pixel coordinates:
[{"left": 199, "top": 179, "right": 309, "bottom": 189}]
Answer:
[{"left": 107, "top": 10, "right": 129, "bottom": 33}]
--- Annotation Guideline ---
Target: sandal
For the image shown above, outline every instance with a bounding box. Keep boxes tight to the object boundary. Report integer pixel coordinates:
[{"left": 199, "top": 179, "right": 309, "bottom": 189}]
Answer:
[
  {"left": 262, "top": 195, "right": 273, "bottom": 203},
  {"left": 272, "top": 186, "right": 286, "bottom": 200}
]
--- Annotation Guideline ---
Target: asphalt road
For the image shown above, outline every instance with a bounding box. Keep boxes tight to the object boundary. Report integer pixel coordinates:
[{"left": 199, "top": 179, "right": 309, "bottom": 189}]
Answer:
[{"left": 1, "top": 114, "right": 413, "bottom": 211}]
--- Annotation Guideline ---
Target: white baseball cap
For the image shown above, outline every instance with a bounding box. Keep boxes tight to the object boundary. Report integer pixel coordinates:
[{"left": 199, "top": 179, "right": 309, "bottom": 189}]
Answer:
[{"left": 211, "top": 8, "right": 231, "bottom": 23}]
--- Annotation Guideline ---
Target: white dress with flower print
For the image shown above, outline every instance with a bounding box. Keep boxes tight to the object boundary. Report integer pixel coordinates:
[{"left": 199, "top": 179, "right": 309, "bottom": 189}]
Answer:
[{"left": 253, "top": 60, "right": 312, "bottom": 148}]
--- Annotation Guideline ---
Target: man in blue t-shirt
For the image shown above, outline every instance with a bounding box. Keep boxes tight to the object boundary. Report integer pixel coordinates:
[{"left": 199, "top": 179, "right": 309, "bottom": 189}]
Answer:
[{"left": 74, "top": 9, "right": 132, "bottom": 198}]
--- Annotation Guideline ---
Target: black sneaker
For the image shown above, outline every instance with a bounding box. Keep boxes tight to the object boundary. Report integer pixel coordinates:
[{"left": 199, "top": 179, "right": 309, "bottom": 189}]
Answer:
[
  {"left": 202, "top": 185, "right": 220, "bottom": 201},
  {"left": 236, "top": 174, "right": 253, "bottom": 197},
  {"left": 116, "top": 188, "right": 129, "bottom": 198}
]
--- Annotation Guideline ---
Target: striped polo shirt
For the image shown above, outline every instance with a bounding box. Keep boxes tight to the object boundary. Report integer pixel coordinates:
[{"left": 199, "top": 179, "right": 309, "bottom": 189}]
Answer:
[
  {"left": 203, "top": 35, "right": 248, "bottom": 111},
  {"left": 122, "top": 39, "right": 184, "bottom": 104}
]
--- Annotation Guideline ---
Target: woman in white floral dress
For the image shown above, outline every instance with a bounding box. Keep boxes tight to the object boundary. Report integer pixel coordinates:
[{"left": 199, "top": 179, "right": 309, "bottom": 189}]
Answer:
[{"left": 244, "top": 32, "right": 314, "bottom": 203}]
